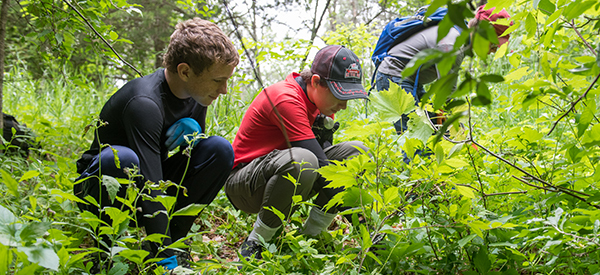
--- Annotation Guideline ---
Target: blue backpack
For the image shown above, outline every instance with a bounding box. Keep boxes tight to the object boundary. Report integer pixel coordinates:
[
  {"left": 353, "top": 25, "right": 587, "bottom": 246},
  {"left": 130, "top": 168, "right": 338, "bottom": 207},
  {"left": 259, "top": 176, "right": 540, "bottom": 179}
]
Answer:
[{"left": 370, "top": 6, "right": 450, "bottom": 87}]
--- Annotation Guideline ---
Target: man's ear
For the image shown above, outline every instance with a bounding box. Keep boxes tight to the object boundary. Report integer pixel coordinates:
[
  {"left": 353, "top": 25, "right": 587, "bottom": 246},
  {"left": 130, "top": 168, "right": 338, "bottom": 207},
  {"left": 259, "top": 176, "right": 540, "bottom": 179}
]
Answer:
[
  {"left": 177, "top": 63, "right": 192, "bottom": 82},
  {"left": 310, "top": 74, "right": 321, "bottom": 87}
]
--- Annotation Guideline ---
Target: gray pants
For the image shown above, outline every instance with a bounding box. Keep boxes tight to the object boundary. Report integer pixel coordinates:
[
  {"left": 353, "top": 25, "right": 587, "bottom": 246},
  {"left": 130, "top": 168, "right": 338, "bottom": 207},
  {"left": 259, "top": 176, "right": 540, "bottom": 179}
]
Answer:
[{"left": 225, "top": 141, "right": 367, "bottom": 228}]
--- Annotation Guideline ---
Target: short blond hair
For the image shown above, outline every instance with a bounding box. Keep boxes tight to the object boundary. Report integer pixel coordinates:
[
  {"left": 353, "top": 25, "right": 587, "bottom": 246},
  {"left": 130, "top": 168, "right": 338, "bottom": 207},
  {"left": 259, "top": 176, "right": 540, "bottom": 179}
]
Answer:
[{"left": 163, "top": 18, "right": 239, "bottom": 74}]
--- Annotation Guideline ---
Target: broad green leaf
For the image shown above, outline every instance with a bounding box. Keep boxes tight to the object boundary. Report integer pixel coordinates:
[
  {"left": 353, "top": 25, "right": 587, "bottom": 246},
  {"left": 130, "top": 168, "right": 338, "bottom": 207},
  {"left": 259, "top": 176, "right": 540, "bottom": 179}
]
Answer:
[
  {"left": 15, "top": 263, "right": 40, "bottom": 275},
  {"left": 172, "top": 204, "right": 206, "bottom": 216},
  {"left": 545, "top": 9, "right": 562, "bottom": 27},
  {"left": 19, "top": 170, "right": 40, "bottom": 182},
  {"left": 446, "top": 3, "right": 468, "bottom": 30},
  {"left": 143, "top": 233, "right": 169, "bottom": 244},
  {"left": 343, "top": 187, "right": 374, "bottom": 207},
  {"left": 458, "top": 233, "right": 477, "bottom": 247},
  {"left": 428, "top": 73, "right": 458, "bottom": 110},
  {"left": 20, "top": 222, "right": 51, "bottom": 243},
  {"left": 383, "top": 186, "right": 399, "bottom": 204},
  {"left": 581, "top": 124, "right": 600, "bottom": 147},
  {"left": 564, "top": 0, "right": 596, "bottom": 20},
  {"left": 0, "top": 243, "right": 11, "bottom": 275},
  {"left": 435, "top": 143, "right": 444, "bottom": 165},
  {"left": 524, "top": 12, "right": 537, "bottom": 39},
  {"left": 152, "top": 196, "right": 176, "bottom": 213},
  {"left": 536, "top": 0, "right": 556, "bottom": 14},
  {"left": 405, "top": 111, "right": 434, "bottom": 144},
  {"left": 360, "top": 224, "right": 372, "bottom": 250},
  {"left": 472, "top": 82, "right": 491, "bottom": 106},
  {"left": 370, "top": 82, "right": 415, "bottom": 123},
  {"left": 474, "top": 247, "right": 491, "bottom": 274},
  {"left": 457, "top": 185, "right": 475, "bottom": 199},
  {"left": 425, "top": 0, "right": 447, "bottom": 17},
  {"left": 51, "top": 189, "right": 88, "bottom": 205},
  {"left": 102, "top": 175, "right": 121, "bottom": 204},
  {"left": 472, "top": 33, "right": 490, "bottom": 60},
  {"left": 104, "top": 207, "right": 130, "bottom": 228},
  {"left": 448, "top": 143, "right": 464, "bottom": 158},
  {"left": 107, "top": 261, "right": 129, "bottom": 275},
  {"left": 18, "top": 246, "right": 59, "bottom": 271},
  {"left": 402, "top": 49, "right": 445, "bottom": 77},
  {"left": 117, "top": 249, "right": 149, "bottom": 265},
  {"left": 484, "top": 0, "right": 511, "bottom": 11},
  {"left": 319, "top": 165, "right": 356, "bottom": 189},
  {"left": 109, "top": 31, "right": 119, "bottom": 40},
  {"left": 292, "top": 195, "right": 302, "bottom": 203},
  {"left": 493, "top": 42, "right": 508, "bottom": 60},
  {"left": 445, "top": 158, "right": 469, "bottom": 168},
  {"left": 1, "top": 169, "right": 19, "bottom": 197},
  {"left": 504, "top": 67, "right": 530, "bottom": 82},
  {"left": 479, "top": 74, "right": 505, "bottom": 83}
]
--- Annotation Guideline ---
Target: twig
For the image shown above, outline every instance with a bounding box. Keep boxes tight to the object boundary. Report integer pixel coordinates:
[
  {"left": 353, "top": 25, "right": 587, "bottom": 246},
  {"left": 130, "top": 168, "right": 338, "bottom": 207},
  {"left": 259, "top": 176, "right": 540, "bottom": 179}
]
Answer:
[
  {"left": 567, "top": 19, "right": 597, "bottom": 56},
  {"left": 484, "top": 191, "right": 527, "bottom": 196},
  {"left": 548, "top": 72, "right": 600, "bottom": 135},
  {"left": 551, "top": 224, "right": 600, "bottom": 246},
  {"left": 62, "top": 0, "right": 143, "bottom": 78}
]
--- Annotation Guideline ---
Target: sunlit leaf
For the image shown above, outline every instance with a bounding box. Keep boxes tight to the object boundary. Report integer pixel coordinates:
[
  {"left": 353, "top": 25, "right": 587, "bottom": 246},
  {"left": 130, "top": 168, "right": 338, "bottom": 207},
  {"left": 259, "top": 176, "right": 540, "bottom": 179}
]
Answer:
[
  {"left": 0, "top": 169, "right": 19, "bottom": 198},
  {"left": 370, "top": 82, "right": 415, "bottom": 123},
  {"left": 17, "top": 246, "right": 59, "bottom": 271},
  {"left": 172, "top": 204, "right": 206, "bottom": 216}
]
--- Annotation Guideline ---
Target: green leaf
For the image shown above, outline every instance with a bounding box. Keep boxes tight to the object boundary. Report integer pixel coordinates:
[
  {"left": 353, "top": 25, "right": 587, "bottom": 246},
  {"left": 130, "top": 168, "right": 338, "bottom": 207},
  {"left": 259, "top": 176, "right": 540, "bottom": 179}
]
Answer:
[
  {"left": 17, "top": 246, "right": 59, "bottom": 271},
  {"left": 360, "top": 224, "right": 372, "bottom": 250},
  {"left": 20, "top": 222, "right": 51, "bottom": 243},
  {"left": 51, "top": 189, "right": 88, "bottom": 205},
  {"left": 472, "top": 82, "right": 492, "bottom": 106},
  {"left": 152, "top": 196, "right": 176, "bottom": 213},
  {"left": 474, "top": 246, "right": 491, "bottom": 274},
  {"left": 479, "top": 74, "right": 505, "bottom": 83},
  {"left": 472, "top": 33, "right": 490, "bottom": 60},
  {"left": 536, "top": 0, "right": 556, "bottom": 14},
  {"left": 428, "top": 73, "right": 458, "bottom": 110},
  {"left": 102, "top": 175, "right": 121, "bottom": 204},
  {"left": 0, "top": 243, "right": 11, "bottom": 275},
  {"left": 117, "top": 249, "right": 149, "bottom": 265},
  {"left": 405, "top": 111, "right": 434, "bottom": 144},
  {"left": 172, "top": 204, "right": 206, "bottom": 216},
  {"left": 264, "top": 206, "right": 285, "bottom": 222},
  {"left": 107, "top": 261, "right": 129, "bottom": 275},
  {"left": 370, "top": 82, "right": 415, "bottom": 123},
  {"left": 435, "top": 143, "right": 445, "bottom": 165},
  {"left": 525, "top": 12, "right": 537, "bottom": 38},
  {"left": 457, "top": 185, "right": 475, "bottom": 199},
  {"left": 564, "top": 0, "right": 596, "bottom": 20},
  {"left": 0, "top": 169, "right": 19, "bottom": 198},
  {"left": 458, "top": 233, "right": 477, "bottom": 247},
  {"left": 109, "top": 31, "right": 119, "bottom": 40},
  {"left": 19, "top": 170, "right": 40, "bottom": 182},
  {"left": 342, "top": 187, "right": 374, "bottom": 207},
  {"left": 402, "top": 49, "right": 445, "bottom": 77},
  {"left": 383, "top": 186, "right": 399, "bottom": 204}
]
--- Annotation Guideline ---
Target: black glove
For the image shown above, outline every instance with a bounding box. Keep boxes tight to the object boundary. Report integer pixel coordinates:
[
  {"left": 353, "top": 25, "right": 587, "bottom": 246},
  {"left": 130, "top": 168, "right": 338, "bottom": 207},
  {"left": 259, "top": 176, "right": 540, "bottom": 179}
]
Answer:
[{"left": 312, "top": 114, "right": 339, "bottom": 149}]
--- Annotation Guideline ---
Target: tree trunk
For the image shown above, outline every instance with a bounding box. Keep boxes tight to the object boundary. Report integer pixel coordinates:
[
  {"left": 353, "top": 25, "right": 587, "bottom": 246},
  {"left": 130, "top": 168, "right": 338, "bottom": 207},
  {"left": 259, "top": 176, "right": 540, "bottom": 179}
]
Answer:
[{"left": 0, "top": 0, "right": 9, "bottom": 136}]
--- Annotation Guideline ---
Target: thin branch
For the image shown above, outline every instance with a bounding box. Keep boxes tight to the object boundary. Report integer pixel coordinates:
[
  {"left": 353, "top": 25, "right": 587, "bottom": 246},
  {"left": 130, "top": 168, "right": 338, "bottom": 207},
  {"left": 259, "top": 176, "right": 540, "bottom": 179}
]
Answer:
[
  {"left": 62, "top": 0, "right": 143, "bottom": 78},
  {"left": 485, "top": 191, "right": 527, "bottom": 196},
  {"left": 550, "top": 224, "right": 600, "bottom": 246},
  {"left": 567, "top": 19, "right": 597, "bottom": 56},
  {"left": 548, "top": 72, "right": 600, "bottom": 135}
]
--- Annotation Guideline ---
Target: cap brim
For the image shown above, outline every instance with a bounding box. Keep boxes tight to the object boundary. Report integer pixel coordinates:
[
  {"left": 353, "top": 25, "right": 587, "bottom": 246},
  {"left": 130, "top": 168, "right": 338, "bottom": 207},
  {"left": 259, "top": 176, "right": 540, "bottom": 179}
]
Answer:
[{"left": 327, "top": 80, "right": 368, "bottom": 100}]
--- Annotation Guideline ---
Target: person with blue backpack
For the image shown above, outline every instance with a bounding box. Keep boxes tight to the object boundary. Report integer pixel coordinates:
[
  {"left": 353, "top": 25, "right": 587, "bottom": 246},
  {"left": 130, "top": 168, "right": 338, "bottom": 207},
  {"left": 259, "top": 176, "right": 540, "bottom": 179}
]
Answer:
[{"left": 372, "top": 6, "right": 512, "bottom": 135}]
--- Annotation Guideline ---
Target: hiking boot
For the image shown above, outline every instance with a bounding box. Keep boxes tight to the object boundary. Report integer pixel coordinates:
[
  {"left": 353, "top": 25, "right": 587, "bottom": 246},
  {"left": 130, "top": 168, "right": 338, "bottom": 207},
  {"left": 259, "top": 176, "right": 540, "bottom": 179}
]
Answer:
[{"left": 239, "top": 238, "right": 263, "bottom": 260}]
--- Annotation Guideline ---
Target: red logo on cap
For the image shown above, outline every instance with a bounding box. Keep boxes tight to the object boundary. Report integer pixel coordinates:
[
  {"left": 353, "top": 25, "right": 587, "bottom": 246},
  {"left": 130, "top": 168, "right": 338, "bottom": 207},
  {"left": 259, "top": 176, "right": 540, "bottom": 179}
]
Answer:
[{"left": 345, "top": 63, "right": 361, "bottom": 79}]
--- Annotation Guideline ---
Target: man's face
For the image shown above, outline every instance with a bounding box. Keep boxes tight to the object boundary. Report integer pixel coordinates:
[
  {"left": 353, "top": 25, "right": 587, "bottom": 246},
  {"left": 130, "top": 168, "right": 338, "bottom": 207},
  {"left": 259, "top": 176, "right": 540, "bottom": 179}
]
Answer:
[
  {"left": 185, "top": 62, "right": 235, "bottom": 106},
  {"left": 312, "top": 82, "right": 348, "bottom": 116}
]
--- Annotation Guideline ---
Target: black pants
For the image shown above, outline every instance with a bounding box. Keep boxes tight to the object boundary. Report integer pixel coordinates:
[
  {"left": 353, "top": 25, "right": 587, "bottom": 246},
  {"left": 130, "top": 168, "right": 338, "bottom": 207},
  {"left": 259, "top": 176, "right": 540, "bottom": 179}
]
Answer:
[{"left": 74, "top": 136, "right": 234, "bottom": 257}]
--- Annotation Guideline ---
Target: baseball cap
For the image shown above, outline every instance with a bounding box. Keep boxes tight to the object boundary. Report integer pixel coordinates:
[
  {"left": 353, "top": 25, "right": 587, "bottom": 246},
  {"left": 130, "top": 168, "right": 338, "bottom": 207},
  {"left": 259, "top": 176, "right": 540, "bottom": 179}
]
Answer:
[
  {"left": 476, "top": 7, "right": 513, "bottom": 46},
  {"left": 311, "top": 45, "right": 368, "bottom": 100}
]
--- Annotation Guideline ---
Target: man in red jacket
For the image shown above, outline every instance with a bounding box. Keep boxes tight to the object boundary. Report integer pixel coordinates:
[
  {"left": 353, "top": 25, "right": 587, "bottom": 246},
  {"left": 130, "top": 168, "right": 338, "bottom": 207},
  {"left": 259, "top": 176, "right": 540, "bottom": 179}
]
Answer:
[{"left": 225, "top": 45, "right": 369, "bottom": 259}]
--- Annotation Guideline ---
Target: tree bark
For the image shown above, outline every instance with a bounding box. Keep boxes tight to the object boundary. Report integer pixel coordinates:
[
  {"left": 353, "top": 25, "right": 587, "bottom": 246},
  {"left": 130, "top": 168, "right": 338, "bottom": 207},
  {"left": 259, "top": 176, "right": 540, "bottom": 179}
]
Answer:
[{"left": 0, "top": 0, "right": 9, "bottom": 135}]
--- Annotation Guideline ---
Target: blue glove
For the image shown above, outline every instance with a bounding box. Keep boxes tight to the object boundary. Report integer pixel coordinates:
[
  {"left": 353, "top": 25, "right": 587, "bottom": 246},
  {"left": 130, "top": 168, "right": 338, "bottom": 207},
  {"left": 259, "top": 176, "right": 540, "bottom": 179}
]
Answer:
[
  {"left": 156, "top": 255, "right": 178, "bottom": 270},
  {"left": 165, "top": 118, "right": 202, "bottom": 151}
]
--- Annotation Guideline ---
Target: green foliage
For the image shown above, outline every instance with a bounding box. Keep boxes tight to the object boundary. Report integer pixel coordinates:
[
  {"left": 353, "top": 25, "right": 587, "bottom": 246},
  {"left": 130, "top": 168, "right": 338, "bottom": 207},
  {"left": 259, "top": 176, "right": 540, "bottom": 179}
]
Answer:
[{"left": 2, "top": 0, "right": 600, "bottom": 274}]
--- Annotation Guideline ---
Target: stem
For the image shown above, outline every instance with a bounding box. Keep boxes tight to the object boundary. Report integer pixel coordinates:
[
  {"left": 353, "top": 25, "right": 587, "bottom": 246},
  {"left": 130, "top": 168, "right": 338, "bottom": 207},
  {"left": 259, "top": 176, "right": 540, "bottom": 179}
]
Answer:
[
  {"left": 62, "top": 0, "right": 142, "bottom": 77},
  {"left": 548, "top": 72, "right": 600, "bottom": 135}
]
